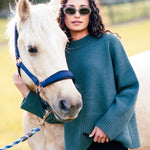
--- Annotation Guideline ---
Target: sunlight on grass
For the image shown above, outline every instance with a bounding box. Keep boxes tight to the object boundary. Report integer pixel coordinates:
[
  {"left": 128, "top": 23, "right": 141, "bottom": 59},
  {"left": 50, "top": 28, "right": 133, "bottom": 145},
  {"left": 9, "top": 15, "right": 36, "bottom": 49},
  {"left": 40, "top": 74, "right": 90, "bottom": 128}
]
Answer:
[
  {"left": 0, "top": 19, "right": 30, "bottom": 149},
  {"left": 109, "top": 19, "right": 150, "bottom": 56},
  {"left": 0, "top": 48, "right": 30, "bottom": 150}
]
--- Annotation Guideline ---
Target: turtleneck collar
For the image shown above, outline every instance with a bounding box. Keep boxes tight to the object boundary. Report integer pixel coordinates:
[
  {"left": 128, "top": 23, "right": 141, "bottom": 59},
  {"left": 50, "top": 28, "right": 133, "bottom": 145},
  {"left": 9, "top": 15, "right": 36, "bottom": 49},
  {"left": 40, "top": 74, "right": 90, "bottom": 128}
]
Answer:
[{"left": 67, "top": 34, "right": 92, "bottom": 50}]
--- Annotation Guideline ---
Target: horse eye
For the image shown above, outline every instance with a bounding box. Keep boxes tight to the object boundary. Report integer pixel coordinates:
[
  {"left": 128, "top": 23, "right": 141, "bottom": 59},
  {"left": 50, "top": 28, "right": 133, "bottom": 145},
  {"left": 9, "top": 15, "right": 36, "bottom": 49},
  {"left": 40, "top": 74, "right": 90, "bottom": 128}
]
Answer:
[{"left": 28, "top": 46, "right": 38, "bottom": 53}]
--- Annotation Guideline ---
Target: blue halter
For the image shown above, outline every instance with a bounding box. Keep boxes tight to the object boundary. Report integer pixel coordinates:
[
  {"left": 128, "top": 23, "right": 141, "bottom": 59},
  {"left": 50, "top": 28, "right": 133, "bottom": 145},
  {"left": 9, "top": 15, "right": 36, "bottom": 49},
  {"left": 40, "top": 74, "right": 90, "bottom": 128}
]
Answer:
[{"left": 15, "top": 24, "right": 75, "bottom": 94}]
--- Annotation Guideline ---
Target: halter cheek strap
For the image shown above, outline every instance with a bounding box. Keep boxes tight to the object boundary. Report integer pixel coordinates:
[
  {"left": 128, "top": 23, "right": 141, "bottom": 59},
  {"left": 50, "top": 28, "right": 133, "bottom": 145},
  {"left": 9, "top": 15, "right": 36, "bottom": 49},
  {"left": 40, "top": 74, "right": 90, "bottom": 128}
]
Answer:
[{"left": 15, "top": 24, "right": 75, "bottom": 94}]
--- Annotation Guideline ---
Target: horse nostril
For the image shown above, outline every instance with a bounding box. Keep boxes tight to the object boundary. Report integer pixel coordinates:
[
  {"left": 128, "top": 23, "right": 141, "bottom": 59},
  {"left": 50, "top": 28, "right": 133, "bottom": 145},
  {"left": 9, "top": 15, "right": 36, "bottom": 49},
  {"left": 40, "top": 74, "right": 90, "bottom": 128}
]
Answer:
[{"left": 59, "top": 100, "right": 70, "bottom": 113}]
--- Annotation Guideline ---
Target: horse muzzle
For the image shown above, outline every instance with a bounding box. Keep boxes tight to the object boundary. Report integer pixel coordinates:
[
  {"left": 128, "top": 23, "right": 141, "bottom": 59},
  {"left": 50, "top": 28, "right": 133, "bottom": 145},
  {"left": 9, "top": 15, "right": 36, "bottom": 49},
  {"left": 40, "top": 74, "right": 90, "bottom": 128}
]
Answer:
[{"left": 52, "top": 97, "right": 83, "bottom": 122}]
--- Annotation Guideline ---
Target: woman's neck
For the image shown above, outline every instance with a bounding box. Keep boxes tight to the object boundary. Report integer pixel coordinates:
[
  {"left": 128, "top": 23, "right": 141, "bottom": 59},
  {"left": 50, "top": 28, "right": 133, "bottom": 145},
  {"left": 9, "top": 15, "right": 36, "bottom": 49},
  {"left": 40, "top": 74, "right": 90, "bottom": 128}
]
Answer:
[{"left": 70, "top": 30, "right": 89, "bottom": 41}]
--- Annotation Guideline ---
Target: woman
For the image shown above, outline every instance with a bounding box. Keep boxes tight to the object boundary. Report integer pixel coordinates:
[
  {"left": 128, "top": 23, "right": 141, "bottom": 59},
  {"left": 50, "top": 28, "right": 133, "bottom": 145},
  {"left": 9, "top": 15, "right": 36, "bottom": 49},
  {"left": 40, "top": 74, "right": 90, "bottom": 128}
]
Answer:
[{"left": 13, "top": 0, "right": 141, "bottom": 149}]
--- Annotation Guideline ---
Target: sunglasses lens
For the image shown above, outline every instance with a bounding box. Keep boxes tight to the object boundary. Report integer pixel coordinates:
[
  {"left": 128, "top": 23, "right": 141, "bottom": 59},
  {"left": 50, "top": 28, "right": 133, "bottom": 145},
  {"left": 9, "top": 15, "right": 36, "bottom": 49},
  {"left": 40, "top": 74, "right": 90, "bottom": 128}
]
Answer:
[
  {"left": 64, "top": 7, "right": 76, "bottom": 15},
  {"left": 64, "top": 7, "right": 91, "bottom": 15},
  {"left": 79, "top": 8, "right": 91, "bottom": 15}
]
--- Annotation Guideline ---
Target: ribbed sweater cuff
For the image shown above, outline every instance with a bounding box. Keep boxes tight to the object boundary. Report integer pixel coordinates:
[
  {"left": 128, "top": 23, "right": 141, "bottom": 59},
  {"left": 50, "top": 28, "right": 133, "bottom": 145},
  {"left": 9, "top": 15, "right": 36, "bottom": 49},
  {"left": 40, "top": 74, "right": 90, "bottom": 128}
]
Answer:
[
  {"left": 20, "top": 91, "right": 62, "bottom": 124},
  {"left": 95, "top": 107, "right": 128, "bottom": 140}
]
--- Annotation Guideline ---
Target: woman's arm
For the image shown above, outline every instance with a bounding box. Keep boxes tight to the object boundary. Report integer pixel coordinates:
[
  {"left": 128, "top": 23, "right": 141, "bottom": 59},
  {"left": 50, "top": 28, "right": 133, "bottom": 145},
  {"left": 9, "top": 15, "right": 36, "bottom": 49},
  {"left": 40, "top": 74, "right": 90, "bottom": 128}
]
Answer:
[
  {"left": 95, "top": 34, "right": 139, "bottom": 141},
  {"left": 12, "top": 73, "right": 62, "bottom": 124}
]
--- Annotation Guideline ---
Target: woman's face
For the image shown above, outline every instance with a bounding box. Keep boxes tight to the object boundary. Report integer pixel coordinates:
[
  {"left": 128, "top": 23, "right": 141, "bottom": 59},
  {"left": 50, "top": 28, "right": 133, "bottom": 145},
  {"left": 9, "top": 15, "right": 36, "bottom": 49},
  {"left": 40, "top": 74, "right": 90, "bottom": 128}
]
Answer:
[{"left": 64, "top": 0, "right": 91, "bottom": 37}]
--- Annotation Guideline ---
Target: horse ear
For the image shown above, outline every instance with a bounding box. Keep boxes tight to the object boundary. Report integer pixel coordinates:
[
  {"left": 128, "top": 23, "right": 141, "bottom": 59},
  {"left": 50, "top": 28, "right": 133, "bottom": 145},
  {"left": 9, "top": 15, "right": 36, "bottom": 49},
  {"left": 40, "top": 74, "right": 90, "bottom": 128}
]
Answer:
[
  {"left": 49, "top": 0, "right": 61, "bottom": 18},
  {"left": 18, "top": 0, "right": 30, "bottom": 21}
]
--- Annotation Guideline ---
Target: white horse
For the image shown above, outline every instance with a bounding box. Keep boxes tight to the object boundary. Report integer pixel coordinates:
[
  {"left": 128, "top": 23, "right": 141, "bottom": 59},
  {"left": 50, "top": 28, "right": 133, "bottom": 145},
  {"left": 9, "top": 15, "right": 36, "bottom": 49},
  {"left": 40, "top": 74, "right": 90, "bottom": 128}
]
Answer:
[
  {"left": 129, "top": 51, "right": 150, "bottom": 150},
  {"left": 6, "top": 0, "right": 150, "bottom": 149},
  {"left": 6, "top": 0, "right": 82, "bottom": 149}
]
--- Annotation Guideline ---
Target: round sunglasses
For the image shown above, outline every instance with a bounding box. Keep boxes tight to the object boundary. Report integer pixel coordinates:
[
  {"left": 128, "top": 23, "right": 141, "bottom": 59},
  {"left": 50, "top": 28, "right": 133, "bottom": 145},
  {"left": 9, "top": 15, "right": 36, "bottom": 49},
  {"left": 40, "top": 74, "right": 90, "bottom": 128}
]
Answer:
[{"left": 63, "top": 7, "right": 91, "bottom": 15}]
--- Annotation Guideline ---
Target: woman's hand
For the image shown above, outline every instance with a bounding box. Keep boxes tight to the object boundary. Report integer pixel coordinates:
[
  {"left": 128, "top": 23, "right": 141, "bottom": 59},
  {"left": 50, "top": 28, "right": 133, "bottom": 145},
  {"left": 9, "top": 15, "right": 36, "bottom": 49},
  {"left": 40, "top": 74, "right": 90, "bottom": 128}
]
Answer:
[
  {"left": 12, "top": 72, "right": 30, "bottom": 98},
  {"left": 89, "top": 126, "right": 109, "bottom": 143}
]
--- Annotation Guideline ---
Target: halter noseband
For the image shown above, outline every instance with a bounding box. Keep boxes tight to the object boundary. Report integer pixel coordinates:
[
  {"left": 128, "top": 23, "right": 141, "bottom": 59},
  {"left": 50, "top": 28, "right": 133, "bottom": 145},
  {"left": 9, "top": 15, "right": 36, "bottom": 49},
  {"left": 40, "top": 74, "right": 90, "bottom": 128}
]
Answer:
[{"left": 15, "top": 24, "right": 75, "bottom": 94}]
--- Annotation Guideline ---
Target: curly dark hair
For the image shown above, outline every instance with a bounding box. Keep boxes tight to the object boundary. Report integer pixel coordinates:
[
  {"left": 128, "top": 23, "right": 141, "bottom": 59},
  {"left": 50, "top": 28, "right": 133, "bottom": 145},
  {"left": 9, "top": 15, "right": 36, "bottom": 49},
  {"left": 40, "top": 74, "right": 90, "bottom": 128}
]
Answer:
[{"left": 58, "top": 0, "right": 111, "bottom": 40}]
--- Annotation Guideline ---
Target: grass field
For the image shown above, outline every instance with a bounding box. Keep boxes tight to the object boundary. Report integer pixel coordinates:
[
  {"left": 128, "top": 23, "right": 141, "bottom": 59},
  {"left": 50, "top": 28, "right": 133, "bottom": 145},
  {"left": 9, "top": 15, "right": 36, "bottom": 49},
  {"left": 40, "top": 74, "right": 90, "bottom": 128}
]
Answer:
[
  {"left": 109, "top": 18, "right": 150, "bottom": 56},
  {"left": 0, "top": 18, "right": 150, "bottom": 150}
]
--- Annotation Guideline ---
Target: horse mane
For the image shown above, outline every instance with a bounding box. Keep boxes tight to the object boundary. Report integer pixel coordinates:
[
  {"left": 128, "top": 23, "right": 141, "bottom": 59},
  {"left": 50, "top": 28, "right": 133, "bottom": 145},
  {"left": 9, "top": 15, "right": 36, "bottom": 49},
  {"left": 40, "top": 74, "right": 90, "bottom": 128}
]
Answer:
[
  {"left": 6, "top": 9, "right": 17, "bottom": 57},
  {"left": 6, "top": 2, "right": 68, "bottom": 58}
]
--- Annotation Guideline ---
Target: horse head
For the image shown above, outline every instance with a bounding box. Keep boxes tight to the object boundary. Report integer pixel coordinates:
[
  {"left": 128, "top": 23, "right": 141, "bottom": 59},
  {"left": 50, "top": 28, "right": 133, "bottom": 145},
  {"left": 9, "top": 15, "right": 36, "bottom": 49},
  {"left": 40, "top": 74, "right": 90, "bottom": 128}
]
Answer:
[{"left": 7, "top": 0, "right": 82, "bottom": 122}]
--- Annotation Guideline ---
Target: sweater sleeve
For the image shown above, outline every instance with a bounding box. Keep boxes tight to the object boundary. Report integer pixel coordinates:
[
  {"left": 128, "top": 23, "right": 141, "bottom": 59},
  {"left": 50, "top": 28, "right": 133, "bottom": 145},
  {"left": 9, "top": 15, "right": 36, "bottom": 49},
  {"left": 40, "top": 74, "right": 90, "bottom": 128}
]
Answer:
[
  {"left": 96, "top": 34, "right": 139, "bottom": 140},
  {"left": 20, "top": 91, "right": 62, "bottom": 124}
]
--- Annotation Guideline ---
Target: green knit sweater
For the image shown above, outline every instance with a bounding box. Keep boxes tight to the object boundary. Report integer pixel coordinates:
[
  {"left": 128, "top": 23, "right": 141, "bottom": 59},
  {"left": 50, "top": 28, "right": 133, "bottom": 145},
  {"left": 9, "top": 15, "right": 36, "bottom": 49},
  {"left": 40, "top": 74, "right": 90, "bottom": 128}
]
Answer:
[{"left": 21, "top": 33, "right": 140, "bottom": 150}]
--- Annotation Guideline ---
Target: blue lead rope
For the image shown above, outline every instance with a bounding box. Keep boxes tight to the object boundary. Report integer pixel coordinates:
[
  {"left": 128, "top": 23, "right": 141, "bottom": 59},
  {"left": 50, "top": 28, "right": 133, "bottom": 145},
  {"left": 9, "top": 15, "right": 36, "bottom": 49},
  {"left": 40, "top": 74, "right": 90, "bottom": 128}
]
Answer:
[
  {"left": 0, "top": 127, "right": 41, "bottom": 150},
  {"left": 0, "top": 110, "right": 51, "bottom": 150}
]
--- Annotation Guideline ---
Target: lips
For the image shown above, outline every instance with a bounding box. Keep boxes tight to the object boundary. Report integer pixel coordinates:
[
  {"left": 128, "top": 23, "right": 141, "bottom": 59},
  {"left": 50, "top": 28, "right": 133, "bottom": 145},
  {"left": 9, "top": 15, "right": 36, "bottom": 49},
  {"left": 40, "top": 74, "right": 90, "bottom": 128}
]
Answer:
[{"left": 72, "top": 20, "right": 82, "bottom": 25}]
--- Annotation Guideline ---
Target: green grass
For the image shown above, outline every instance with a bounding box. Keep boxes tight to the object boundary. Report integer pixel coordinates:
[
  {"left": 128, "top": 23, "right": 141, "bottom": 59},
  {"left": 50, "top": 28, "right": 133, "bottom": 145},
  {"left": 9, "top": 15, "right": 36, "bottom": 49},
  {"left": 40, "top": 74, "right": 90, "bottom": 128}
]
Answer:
[
  {"left": 0, "top": 18, "right": 149, "bottom": 150},
  {"left": 109, "top": 19, "right": 150, "bottom": 56}
]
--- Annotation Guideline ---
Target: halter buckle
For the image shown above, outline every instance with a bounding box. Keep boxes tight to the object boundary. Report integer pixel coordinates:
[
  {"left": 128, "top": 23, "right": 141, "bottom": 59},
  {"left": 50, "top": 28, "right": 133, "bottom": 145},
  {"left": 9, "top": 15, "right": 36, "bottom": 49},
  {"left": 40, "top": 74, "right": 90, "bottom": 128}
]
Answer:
[{"left": 16, "top": 58, "right": 22, "bottom": 64}]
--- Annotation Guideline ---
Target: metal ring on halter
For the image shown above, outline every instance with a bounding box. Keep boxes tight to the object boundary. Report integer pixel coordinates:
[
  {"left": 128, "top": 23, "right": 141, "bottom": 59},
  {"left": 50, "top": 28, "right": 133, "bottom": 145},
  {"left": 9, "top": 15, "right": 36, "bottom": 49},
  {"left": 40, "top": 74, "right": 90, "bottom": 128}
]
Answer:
[{"left": 36, "top": 83, "right": 43, "bottom": 94}]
